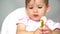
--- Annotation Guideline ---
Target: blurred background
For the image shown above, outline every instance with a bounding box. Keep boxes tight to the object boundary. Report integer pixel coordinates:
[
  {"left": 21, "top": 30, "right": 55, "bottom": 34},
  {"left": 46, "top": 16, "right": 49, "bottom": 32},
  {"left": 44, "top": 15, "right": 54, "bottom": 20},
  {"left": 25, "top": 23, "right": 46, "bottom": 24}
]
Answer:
[{"left": 0, "top": 0, "right": 60, "bottom": 33}]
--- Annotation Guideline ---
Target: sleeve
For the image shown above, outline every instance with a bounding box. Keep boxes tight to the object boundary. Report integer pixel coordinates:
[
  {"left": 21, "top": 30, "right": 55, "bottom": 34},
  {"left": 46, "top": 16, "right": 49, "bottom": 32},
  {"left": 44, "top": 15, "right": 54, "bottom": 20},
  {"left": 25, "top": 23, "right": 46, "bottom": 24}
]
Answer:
[
  {"left": 53, "top": 22, "right": 60, "bottom": 30},
  {"left": 46, "top": 19, "right": 60, "bottom": 31}
]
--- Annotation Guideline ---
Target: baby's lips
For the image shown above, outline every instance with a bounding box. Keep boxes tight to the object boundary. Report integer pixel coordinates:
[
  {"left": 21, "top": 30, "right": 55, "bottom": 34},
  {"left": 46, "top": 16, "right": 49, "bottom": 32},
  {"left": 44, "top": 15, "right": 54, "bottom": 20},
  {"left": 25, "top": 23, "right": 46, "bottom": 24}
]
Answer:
[{"left": 33, "top": 14, "right": 39, "bottom": 17}]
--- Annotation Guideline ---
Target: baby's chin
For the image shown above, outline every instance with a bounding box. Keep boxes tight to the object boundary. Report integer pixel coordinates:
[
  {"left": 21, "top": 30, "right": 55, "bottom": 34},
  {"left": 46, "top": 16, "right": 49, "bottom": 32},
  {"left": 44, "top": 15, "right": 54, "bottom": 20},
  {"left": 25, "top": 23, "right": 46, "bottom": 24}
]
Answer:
[
  {"left": 31, "top": 17, "right": 40, "bottom": 22},
  {"left": 29, "top": 16, "right": 41, "bottom": 22}
]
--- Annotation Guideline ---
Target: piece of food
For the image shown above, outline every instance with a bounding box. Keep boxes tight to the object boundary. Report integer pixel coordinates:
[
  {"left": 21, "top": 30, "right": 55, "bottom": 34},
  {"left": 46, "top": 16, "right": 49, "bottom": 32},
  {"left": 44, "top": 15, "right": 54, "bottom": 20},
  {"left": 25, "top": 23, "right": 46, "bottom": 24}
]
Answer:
[{"left": 40, "top": 16, "right": 46, "bottom": 27}]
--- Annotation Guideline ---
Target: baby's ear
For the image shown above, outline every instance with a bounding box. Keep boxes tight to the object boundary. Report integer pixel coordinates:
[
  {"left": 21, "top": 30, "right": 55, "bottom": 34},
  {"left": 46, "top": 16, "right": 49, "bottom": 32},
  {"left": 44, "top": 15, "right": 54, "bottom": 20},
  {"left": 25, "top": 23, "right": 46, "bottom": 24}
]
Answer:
[{"left": 46, "top": 5, "right": 50, "bottom": 13}]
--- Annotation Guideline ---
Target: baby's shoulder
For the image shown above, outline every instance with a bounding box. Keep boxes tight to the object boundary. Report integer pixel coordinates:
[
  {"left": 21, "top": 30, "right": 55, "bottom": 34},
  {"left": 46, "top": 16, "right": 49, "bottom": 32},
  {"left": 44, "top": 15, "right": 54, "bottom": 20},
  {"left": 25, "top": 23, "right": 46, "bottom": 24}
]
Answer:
[{"left": 47, "top": 18, "right": 60, "bottom": 25}]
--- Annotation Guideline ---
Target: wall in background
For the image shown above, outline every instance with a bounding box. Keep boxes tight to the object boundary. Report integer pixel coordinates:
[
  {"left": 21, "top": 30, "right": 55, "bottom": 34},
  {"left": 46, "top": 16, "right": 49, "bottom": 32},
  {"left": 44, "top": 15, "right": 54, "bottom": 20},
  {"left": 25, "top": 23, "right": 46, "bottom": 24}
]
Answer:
[{"left": 0, "top": 0, "right": 60, "bottom": 31}]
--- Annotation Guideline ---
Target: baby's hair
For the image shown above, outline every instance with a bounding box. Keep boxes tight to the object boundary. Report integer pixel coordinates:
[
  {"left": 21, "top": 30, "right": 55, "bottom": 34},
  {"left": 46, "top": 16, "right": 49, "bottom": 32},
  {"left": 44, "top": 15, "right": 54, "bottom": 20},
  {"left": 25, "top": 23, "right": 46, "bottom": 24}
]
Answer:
[{"left": 25, "top": 0, "right": 49, "bottom": 7}]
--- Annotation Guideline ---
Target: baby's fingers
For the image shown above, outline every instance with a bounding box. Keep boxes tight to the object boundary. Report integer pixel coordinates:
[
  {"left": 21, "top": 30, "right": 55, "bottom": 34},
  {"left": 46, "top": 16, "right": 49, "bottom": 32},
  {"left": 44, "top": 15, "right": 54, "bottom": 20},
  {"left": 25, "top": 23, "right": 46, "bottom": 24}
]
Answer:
[{"left": 34, "top": 28, "right": 42, "bottom": 34}]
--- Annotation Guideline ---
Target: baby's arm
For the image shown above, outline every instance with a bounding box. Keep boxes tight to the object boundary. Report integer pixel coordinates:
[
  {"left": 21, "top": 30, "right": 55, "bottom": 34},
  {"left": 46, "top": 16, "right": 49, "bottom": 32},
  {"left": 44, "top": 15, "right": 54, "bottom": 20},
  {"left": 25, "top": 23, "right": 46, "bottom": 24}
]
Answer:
[
  {"left": 16, "top": 23, "right": 34, "bottom": 34},
  {"left": 52, "top": 28, "right": 60, "bottom": 34}
]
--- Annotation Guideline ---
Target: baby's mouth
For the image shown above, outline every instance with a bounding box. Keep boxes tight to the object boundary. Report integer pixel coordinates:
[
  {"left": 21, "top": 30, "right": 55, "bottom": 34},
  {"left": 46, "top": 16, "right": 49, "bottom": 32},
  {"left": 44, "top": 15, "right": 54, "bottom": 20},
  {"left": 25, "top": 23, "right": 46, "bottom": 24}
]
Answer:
[{"left": 33, "top": 14, "right": 39, "bottom": 17}]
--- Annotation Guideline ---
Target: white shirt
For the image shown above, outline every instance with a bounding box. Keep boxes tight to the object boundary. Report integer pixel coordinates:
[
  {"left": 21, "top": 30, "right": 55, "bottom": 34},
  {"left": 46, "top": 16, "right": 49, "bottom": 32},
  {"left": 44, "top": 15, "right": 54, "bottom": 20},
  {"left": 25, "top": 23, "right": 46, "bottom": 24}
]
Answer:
[{"left": 1, "top": 7, "right": 60, "bottom": 34}]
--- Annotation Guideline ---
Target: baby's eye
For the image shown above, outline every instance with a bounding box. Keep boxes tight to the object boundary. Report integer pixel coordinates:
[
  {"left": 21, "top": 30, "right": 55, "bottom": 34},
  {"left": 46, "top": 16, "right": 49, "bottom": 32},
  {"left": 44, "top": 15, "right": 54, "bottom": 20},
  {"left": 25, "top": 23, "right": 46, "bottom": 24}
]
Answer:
[
  {"left": 29, "top": 7, "right": 33, "bottom": 9},
  {"left": 38, "top": 7, "right": 42, "bottom": 9}
]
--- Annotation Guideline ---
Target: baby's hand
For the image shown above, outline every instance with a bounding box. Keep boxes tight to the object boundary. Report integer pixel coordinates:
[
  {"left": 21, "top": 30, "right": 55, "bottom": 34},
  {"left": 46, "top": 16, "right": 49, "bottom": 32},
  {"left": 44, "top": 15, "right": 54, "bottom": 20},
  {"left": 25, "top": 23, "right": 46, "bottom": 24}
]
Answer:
[
  {"left": 34, "top": 24, "right": 52, "bottom": 34},
  {"left": 16, "top": 23, "right": 34, "bottom": 34},
  {"left": 16, "top": 23, "right": 26, "bottom": 34}
]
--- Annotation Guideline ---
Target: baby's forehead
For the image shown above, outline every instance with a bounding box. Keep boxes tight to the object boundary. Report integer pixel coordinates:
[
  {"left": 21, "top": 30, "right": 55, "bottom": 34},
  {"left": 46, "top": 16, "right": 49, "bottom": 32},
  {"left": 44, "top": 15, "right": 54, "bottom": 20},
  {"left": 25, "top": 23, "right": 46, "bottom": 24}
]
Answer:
[
  {"left": 29, "top": 0, "right": 45, "bottom": 5},
  {"left": 26, "top": 0, "right": 48, "bottom": 7},
  {"left": 29, "top": 0, "right": 45, "bottom": 4},
  {"left": 34, "top": 0, "right": 45, "bottom": 2}
]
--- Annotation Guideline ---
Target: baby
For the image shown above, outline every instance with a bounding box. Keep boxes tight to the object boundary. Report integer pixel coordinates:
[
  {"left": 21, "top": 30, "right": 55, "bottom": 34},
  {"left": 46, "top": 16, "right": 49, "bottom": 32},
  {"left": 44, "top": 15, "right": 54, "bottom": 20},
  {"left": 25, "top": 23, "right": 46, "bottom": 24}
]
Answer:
[
  {"left": 1, "top": 0, "right": 60, "bottom": 34},
  {"left": 16, "top": 0, "right": 60, "bottom": 34}
]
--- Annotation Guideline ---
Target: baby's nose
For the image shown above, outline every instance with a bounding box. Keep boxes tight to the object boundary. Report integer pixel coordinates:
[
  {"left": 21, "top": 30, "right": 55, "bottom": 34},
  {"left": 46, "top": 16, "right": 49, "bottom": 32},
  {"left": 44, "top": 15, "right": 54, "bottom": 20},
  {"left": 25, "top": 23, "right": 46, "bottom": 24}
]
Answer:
[{"left": 33, "top": 8, "right": 38, "bottom": 13}]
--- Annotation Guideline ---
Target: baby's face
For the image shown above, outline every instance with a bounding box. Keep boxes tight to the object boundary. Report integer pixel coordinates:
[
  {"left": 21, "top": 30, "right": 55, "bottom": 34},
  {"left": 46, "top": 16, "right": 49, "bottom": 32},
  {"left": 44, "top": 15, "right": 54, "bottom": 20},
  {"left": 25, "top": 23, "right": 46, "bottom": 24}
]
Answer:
[{"left": 26, "top": 0, "right": 49, "bottom": 22}]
